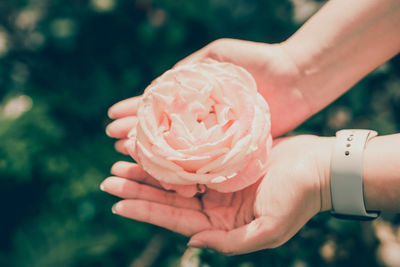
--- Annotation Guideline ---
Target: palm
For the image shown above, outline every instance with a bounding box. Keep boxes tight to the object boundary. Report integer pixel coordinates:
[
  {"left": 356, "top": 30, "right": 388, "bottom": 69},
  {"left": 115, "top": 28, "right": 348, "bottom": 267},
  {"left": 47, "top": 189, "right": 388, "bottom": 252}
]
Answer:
[
  {"left": 198, "top": 184, "right": 257, "bottom": 232},
  {"left": 102, "top": 160, "right": 258, "bottom": 235},
  {"left": 102, "top": 133, "right": 327, "bottom": 254}
]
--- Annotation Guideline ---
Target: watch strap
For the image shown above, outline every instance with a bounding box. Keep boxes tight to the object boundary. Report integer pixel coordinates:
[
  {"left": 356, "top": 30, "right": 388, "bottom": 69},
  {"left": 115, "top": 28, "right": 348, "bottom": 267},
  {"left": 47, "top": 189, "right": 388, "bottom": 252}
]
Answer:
[{"left": 330, "top": 129, "right": 380, "bottom": 220}]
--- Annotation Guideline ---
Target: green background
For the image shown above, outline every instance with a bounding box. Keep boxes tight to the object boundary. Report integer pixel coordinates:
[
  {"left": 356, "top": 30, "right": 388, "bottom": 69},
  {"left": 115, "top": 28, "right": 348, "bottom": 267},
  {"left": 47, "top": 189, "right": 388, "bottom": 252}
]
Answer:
[{"left": 1, "top": 0, "right": 399, "bottom": 266}]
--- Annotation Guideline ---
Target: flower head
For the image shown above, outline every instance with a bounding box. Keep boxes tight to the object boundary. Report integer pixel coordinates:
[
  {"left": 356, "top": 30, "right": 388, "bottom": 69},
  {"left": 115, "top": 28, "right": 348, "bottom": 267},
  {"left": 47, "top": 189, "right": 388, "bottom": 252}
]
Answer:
[{"left": 127, "top": 60, "right": 272, "bottom": 197}]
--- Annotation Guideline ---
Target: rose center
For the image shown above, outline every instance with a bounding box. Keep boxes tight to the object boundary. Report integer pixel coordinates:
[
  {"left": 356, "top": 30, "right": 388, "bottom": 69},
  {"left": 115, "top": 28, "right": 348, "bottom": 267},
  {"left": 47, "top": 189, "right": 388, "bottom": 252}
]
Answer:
[{"left": 197, "top": 105, "right": 215, "bottom": 123}]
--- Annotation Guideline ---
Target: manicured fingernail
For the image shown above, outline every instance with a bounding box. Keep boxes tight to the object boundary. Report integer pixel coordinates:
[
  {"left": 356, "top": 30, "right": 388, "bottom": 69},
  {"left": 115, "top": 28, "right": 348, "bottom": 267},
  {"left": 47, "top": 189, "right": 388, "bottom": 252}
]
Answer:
[
  {"left": 108, "top": 110, "right": 115, "bottom": 119},
  {"left": 105, "top": 127, "right": 111, "bottom": 137},
  {"left": 111, "top": 204, "right": 118, "bottom": 214},
  {"left": 187, "top": 239, "right": 205, "bottom": 248},
  {"left": 99, "top": 182, "right": 105, "bottom": 191}
]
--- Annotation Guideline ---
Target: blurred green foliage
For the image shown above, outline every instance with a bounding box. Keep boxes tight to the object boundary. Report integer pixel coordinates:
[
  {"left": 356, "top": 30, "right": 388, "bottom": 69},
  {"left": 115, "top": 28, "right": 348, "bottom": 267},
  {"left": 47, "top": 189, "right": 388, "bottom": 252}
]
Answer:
[{"left": 0, "top": 0, "right": 399, "bottom": 266}]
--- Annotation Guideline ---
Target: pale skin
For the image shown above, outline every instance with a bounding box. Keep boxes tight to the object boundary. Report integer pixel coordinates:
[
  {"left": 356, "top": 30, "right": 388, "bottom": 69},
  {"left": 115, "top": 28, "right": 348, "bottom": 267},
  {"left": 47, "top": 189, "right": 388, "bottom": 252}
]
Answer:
[{"left": 101, "top": 0, "right": 400, "bottom": 255}]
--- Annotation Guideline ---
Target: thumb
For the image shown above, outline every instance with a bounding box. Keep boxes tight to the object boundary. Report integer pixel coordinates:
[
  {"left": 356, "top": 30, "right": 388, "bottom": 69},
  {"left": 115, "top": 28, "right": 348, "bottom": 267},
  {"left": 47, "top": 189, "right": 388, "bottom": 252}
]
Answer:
[
  {"left": 188, "top": 230, "right": 228, "bottom": 253},
  {"left": 187, "top": 217, "right": 275, "bottom": 255}
]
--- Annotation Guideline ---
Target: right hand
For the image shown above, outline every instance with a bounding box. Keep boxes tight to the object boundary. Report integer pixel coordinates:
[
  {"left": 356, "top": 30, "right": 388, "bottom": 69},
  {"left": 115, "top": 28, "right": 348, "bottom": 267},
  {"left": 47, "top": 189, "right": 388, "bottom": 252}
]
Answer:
[
  {"left": 174, "top": 38, "right": 313, "bottom": 137},
  {"left": 106, "top": 38, "right": 313, "bottom": 152}
]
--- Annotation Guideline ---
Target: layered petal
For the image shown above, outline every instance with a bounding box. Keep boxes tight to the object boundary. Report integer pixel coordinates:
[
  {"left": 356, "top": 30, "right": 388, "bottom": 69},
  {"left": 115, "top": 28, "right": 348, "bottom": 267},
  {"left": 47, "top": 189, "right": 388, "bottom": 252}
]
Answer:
[{"left": 127, "top": 59, "right": 272, "bottom": 196}]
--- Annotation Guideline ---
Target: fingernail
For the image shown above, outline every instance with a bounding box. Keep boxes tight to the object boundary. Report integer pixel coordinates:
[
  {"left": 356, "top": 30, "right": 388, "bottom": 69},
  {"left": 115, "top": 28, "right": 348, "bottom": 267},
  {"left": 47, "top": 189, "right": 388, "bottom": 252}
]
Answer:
[
  {"left": 108, "top": 110, "right": 115, "bottom": 119},
  {"left": 187, "top": 239, "right": 205, "bottom": 248},
  {"left": 99, "top": 182, "right": 105, "bottom": 191},
  {"left": 111, "top": 204, "right": 118, "bottom": 214},
  {"left": 105, "top": 127, "right": 111, "bottom": 137}
]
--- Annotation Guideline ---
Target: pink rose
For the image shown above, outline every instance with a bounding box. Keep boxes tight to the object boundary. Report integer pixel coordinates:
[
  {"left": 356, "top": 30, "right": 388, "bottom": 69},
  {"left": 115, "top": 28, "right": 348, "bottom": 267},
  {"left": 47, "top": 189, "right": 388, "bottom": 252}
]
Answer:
[{"left": 126, "top": 60, "right": 272, "bottom": 197}]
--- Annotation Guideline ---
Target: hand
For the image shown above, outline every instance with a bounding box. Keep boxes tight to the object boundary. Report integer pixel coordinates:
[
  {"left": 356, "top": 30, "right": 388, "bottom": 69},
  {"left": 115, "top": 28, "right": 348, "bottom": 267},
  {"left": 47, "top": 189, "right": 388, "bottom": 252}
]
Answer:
[
  {"left": 107, "top": 39, "right": 313, "bottom": 138},
  {"left": 100, "top": 135, "right": 334, "bottom": 255}
]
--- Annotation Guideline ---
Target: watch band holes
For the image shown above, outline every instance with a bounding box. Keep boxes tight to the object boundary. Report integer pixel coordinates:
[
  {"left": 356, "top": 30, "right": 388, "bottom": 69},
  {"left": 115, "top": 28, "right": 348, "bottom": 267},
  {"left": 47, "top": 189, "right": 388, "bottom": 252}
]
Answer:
[
  {"left": 347, "top": 137, "right": 353, "bottom": 141},
  {"left": 345, "top": 151, "right": 350, "bottom": 156},
  {"left": 346, "top": 143, "right": 351, "bottom": 147}
]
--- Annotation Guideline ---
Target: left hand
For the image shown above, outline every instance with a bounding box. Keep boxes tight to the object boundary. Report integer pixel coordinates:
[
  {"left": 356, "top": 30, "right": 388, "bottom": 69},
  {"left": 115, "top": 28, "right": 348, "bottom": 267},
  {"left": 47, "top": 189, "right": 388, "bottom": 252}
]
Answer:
[{"left": 100, "top": 134, "right": 334, "bottom": 255}]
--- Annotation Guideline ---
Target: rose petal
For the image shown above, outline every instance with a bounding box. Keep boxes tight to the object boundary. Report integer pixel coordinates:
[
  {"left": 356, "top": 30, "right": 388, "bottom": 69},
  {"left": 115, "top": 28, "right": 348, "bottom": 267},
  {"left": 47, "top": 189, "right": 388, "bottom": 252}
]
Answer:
[{"left": 129, "top": 59, "right": 272, "bottom": 194}]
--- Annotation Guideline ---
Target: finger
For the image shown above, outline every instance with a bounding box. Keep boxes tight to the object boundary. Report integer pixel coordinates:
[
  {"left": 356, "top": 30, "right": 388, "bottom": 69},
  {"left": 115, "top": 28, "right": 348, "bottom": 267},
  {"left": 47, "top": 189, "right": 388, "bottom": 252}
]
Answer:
[
  {"left": 108, "top": 96, "right": 141, "bottom": 119},
  {"left": 111, "top": 161, "right": 162, "bottom": 188},
  {"left": 106, "top": 116, "right": 138, "bottom": 138},
  {"left": 188, "top": 217, "right": 277, "bottom": 255},
  {"left": 173, "top": 46, "right": 209, "bottom": 68},
  {"left": 115, "top": 139, "right": 129, "bottom": 155},
  {"left": 101, "top": 176, "right": 202, "bottom": 210},
  {"left": 112, "top": 199, "right": 211, "bottom": 236},
  {"left": 174, "top": 39, "right": 237, "bottom": 68}
]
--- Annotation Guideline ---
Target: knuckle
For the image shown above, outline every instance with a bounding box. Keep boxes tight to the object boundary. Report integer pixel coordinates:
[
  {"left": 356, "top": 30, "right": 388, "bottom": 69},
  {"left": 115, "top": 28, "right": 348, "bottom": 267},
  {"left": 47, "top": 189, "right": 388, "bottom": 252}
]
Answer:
[
  {"left": 211, "top": 38, "right": 230, "bottom": 47},
  {"left": 143, "top": 201, "right": 153, "bottom": 222},
  {"left": 267, "top": 237, "right": 286, "bottom": 249},
  {"left": 134, "top": 182, "right": 143, "bottom": 196},
  {"left": 219, "top": 243, "right": 235, "bottom": 256},
  {"left": 164, "top": 191, "right": 176, "bottom": 205},
  {"left": 119, "top": 180, "right": 132, "bottom": 195},
  {"left": 170, "top": 210, "right": 181, "bottom": 231},
  {"left": 221, "top": 250, "right": 236, "bottom": 256},
  {"left": 207, "top": 39, "right": 230, "bottom": 59}
]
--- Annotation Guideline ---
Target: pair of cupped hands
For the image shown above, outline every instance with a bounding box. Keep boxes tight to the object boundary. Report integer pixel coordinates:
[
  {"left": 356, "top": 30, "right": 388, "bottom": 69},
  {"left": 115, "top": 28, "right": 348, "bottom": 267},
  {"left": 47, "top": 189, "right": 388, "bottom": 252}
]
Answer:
[{"left": 102, "top": 39, "right": 333, "bottom": 255}]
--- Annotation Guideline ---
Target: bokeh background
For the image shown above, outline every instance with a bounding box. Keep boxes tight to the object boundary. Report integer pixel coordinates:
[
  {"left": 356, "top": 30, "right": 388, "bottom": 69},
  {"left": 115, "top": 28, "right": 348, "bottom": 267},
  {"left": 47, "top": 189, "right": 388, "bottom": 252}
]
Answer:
[{"left": 1, "top": 0, "right": 399, "bottom": 266}]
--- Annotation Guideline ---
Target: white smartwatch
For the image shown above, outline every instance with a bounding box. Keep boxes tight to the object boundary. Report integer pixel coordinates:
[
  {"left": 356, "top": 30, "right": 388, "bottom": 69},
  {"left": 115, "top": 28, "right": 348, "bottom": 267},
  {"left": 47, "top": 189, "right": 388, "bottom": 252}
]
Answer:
[{"left": 330, "top": 129, "right": 380, "bottom": 220}]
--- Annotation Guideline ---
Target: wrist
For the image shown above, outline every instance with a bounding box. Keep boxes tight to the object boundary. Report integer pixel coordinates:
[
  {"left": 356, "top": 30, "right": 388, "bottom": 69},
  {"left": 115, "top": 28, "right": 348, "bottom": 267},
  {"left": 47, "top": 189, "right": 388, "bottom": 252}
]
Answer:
[
  {"left": 255, "top": 43, "right": 314, "bottom": 136},
  {"left": 279, "top": 40, "right": 329, "bottom": 115},
  {"left": 362, "top": 137, "right": 380, "bottom": 211},
  {"left": 328, "top": 130, "right": 383, "bottom": 218},
  {"left": 280, "top": 34, "right": 363, "bottom": 116},
  {"left": 313, "top": 136, "right": 335, "bottom": 212}
]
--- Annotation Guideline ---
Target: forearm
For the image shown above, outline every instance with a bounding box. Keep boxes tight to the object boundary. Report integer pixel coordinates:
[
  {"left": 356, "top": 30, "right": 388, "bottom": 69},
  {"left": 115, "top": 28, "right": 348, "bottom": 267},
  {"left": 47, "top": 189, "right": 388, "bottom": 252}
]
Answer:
[
  {"left": 282, "top": 0, "right": 400, "bottom": 114},
  {"left": 363, "top": 134, "right": 400, "bottom": 212}
]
